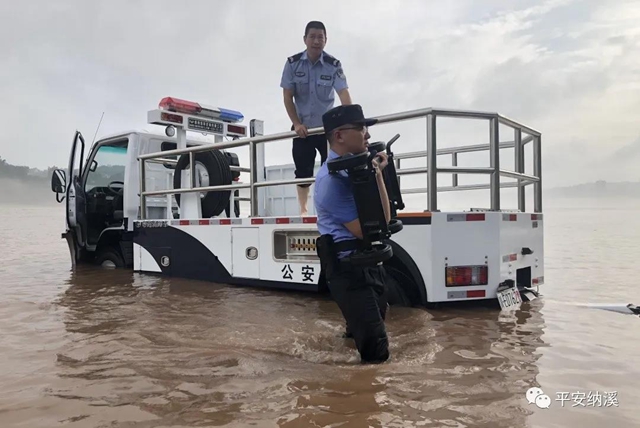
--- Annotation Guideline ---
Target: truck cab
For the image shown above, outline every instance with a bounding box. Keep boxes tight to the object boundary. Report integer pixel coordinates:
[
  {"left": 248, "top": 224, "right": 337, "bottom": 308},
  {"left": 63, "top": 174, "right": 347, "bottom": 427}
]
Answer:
[{"left": 50, "top": 122, "right": 243, "bottom": 268}]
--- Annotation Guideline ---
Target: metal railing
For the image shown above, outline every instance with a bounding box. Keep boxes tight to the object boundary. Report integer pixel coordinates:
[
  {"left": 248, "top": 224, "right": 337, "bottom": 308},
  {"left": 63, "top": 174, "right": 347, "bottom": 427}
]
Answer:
[{"left": 138, "top": 107, "right": 542, "bottom": 219}]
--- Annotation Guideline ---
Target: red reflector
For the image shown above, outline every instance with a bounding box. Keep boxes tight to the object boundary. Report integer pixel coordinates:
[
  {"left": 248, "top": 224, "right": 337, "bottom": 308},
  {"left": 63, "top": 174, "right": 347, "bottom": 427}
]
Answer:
[
  {"left": 466, "top": 213, "right": 485, "bottom": 221},
  {"left": 179, "top": 220, "right": 189, "bottom": 226},
  {"left": 510, "top": 214, "right": 517, "bottom": 221},
  {"left": 531, "top": 214, "right": 542, "bottom": 220},
  {"left": 509, "top": 254, "right": 517, "bottom": 261},
  {"left": 161, "top": 112, "right": 183, "bottom": 124},
  {"left": 467, "top": 290, "right": 486, "bottom": 298},
  {"left": 302, "top": 217, "right": 317, "bottom": 223},
  {"left": 159, "top": 97, "right": 201, "bottom": 115},
  {"left": 446, "top": 265, "right": 488, "bottom": 286},
  {"left": 227, "top": 124, "right": 246, "bottom": 136},
  {"left": 276, "top": 218, "right": 290, "bottom": 224},
  {"left": 251, "top": 218, "right": 264, "bottom": 224},
  {"left": 199, "top": 220, "right": 209, "bottom": 225},
  {"left": 220, "top": 219, "right": 231, "bottom": 225}
]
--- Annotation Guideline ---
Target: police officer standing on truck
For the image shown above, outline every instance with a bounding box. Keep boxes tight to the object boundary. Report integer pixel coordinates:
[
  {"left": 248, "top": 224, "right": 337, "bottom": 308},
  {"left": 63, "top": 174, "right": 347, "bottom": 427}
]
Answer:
[
  {"left": 280, "top": 21, "right": 352, "bottom": 216},
  {"left": 314, "top": 104, "right": 392, "bottom": 364}
]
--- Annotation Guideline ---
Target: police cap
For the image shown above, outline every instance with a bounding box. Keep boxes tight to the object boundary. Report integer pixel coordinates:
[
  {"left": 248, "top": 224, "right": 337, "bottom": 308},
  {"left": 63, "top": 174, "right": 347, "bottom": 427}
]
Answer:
[{"left": 322, "top": 104, "right": 378, "bottom": 134}]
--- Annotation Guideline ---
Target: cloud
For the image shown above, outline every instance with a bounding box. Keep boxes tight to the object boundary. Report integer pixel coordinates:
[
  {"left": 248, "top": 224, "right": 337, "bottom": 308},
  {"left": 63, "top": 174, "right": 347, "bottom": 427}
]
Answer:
[{"left": 0, "top": 0, "right": 639, "bottom": 199}]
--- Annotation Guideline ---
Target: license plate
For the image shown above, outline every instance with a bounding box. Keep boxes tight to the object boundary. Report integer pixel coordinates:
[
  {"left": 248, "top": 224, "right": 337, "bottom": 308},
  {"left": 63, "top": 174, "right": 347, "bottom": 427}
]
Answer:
[{"left": 497, "top": 285, "right": 522, "bottom": 311}]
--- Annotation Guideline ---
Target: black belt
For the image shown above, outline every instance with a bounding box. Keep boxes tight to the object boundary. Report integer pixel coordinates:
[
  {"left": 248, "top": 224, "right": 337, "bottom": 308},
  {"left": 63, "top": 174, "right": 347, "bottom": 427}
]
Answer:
[{"left": 333, "top": 239, "right": 365, "bottom": 252}]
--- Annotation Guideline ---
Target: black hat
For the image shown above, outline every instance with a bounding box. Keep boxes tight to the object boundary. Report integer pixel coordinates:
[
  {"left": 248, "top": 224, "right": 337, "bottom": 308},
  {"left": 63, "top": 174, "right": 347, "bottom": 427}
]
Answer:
[{"left": 322, "top": 104, "right": 378, "bottom": 134}]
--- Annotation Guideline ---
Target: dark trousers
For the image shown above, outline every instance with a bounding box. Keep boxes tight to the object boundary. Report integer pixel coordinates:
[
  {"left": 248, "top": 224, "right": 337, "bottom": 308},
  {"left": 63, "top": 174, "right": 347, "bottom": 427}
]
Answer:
[
  {"left": 326, "top": 262, "right": 390, "bottom": 363},
  {"left": 292, "top": 132, "right": 328, "bottom": 188}
]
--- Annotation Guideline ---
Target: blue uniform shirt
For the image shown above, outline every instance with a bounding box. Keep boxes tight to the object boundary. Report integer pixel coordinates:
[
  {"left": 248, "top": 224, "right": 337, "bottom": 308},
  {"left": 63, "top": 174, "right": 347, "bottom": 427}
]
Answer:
[
  {"left": 280, "top": 50, "right": 348, "bottom": 129},
  {"left": 314, "top": 149, "right": 359, "bottom": 252}
]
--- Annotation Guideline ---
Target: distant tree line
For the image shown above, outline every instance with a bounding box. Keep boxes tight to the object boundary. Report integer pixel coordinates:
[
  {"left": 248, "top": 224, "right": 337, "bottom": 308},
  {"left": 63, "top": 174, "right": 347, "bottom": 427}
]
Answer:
[
  {"left": 0, "top": 156, "right": 60, "bottom": 182},
  {"left": 0, "top": 156, "right": 124, "bottom": 187}
]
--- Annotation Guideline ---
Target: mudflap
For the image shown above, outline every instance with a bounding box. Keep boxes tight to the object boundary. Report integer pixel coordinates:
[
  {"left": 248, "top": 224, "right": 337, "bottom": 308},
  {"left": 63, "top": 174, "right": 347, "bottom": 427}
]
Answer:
[{"left": 62, "top": 231, "right": 77, "bottom": 268}]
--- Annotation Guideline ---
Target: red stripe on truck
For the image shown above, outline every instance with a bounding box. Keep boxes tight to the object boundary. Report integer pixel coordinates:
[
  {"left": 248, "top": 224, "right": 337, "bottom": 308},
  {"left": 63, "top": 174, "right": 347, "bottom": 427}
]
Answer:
[
  {"left": 467, "top": 290, "right": 486, "bottom": 298},
  {"left": 467, "top": 213, "right": 485, "bottom": 221}
]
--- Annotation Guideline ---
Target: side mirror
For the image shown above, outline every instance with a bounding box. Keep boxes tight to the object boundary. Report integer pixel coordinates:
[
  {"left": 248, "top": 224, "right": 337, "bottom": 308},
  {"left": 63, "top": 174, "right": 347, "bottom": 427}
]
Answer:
[
  {"left": 51, "top": 169, "right": 66, "bottom": 193},
  {"left": 89, "top": 160, "right": 97, "bottom": 172}
]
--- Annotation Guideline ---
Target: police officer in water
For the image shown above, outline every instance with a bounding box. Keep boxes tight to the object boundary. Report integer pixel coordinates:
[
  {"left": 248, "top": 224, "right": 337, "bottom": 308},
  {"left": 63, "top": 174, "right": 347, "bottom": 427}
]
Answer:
[
  {"left": 314, "top": 104, "right": 392, "bottom": 364},
  {"left": 280, "top": 21, "right": 352, "bottom": 216}
]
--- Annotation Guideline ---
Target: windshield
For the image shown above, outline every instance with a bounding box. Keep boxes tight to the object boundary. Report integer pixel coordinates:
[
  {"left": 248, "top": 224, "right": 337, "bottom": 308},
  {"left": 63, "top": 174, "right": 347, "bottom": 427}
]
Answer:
[{"left": 85, "top": 143, "right": 128, "bottom": 192}]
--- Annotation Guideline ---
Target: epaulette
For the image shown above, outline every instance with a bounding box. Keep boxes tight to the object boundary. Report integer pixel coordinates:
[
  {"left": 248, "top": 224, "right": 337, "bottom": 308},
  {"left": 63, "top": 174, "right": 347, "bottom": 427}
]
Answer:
[
  {"left": 322, "top": 52, "right": 341, "bottom": 67},
  {"left": 287, "top": 52, "right": 304, "bottom": 63}
]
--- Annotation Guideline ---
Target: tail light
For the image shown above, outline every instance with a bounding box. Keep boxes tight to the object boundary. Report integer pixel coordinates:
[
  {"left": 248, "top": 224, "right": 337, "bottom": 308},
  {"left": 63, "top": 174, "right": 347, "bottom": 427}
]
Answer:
[{"left": 446, "top": 266, "right": 488, "bottom": 286}]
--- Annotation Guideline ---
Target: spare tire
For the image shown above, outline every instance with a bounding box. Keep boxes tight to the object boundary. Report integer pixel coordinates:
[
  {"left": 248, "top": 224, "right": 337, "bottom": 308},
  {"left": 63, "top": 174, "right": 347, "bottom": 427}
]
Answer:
[{"left": 173, "top": 150, "right": 232, "bottom": 218}]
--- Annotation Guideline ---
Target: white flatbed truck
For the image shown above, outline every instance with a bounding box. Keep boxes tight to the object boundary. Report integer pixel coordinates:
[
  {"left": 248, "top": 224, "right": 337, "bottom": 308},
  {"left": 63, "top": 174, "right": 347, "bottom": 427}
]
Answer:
[{"left": 51, "top": 97, "right": 544, "bottom": 311}]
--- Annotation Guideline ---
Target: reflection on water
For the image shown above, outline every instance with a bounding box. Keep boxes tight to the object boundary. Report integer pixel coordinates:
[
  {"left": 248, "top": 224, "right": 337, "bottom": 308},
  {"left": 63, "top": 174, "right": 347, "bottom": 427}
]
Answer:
[
  {"left": 1, "top": 202, "right": 639, "bottom": 427},
  {"left": 41, "top": 266, "right": 547, "bottom": 428}
]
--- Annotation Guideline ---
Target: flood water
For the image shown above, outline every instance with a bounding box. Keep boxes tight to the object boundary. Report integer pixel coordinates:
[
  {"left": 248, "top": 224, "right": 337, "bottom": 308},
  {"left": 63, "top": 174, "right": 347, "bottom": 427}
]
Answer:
[{"left": 1, "top": 199, "right": 639, "bottom": 427}]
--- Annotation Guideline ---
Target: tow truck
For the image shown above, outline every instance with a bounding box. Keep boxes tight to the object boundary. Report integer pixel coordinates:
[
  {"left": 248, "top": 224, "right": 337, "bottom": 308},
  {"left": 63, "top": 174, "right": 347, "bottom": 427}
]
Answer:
[{"left": 50, "top": 97, "right": 544, "bottom": 311}]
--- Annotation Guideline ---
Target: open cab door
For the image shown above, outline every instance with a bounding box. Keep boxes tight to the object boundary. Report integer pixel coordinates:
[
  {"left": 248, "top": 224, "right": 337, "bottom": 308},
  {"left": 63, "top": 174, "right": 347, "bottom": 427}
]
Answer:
[{"left": 51, "top": 131, "right": 87, "bottom": 266}]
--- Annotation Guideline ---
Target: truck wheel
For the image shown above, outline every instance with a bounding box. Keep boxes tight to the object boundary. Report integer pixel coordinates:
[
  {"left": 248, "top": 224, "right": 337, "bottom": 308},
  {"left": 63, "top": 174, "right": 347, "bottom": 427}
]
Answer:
[
  {"left": 95, "top": 246, "right": 125, "bottom": 269},
  {"left": 384, "top": 267, "right": 412, "bottom": 307},
  {"left": 173, "top": 151, "right": 232, "bottom": 218},
  {"left": 383, "top": 240, "right": 427, "bottom": 307}
]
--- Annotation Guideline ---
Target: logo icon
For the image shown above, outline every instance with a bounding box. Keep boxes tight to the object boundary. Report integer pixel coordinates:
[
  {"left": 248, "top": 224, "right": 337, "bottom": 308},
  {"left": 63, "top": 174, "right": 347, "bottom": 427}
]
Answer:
[
  {"left": 161, "top": 256, "right": 170, "bottom": 267},
  {"left": 527, "top": 387, "right": 551, "bottom": 409}
]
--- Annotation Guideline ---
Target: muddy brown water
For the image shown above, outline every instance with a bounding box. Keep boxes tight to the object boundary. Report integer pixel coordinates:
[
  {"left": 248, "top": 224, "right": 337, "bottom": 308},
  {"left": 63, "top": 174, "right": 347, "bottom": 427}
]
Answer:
[{"left": 1, "top": 201, "right": 639, "bottom": 427}]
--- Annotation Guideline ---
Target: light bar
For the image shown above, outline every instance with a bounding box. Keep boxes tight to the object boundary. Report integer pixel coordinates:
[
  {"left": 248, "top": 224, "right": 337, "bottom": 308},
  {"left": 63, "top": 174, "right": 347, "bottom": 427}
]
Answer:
[
  {"left": 159, "top": 97, "right": 199, "bottom": 115},
  {"left": 220, "top": 108, "right": 244, "bottom": 123},
  {"left": 157, "top": 97, "right": 244, "bottom": 123},
  {"left": 198, "top": 103, "right": 222, "bottom": 119}
]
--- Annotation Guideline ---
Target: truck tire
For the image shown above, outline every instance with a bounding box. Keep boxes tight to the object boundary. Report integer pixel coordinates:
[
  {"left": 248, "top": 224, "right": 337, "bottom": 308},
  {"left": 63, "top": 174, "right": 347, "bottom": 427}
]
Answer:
[
  {"left": 95, "top": 246, "right": 125, "bottom": 269},
  {"left": 384, "top": 267, "right": 413, "bottom": 307},
  {"left": 173, "top": 151, "right": 232, "bottom": 218},
  {"left": 383, "top": 239, "right": 427, "bottom": 307}
]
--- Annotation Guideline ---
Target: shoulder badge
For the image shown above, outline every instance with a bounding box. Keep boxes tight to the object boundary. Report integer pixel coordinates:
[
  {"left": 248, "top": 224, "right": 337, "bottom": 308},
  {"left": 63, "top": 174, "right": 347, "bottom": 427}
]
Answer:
[
  {"left": 322, "top": 52, "right": 341, "bottom": 67},
  {"left": 287, "top": 52, "right": 304, "bottom": 63}
]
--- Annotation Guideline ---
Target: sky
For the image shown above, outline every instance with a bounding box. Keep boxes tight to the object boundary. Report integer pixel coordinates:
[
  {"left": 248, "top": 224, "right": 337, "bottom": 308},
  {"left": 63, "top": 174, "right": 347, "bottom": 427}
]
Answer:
[{"left": 1, "top": 0, "right": 639, "bottom": 200}]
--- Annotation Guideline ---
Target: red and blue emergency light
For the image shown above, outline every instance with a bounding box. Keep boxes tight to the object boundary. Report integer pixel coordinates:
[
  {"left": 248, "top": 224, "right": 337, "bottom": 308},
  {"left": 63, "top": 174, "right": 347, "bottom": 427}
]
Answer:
[{"left": 159, "top": 97, "right": 244, "bottom": 123}]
